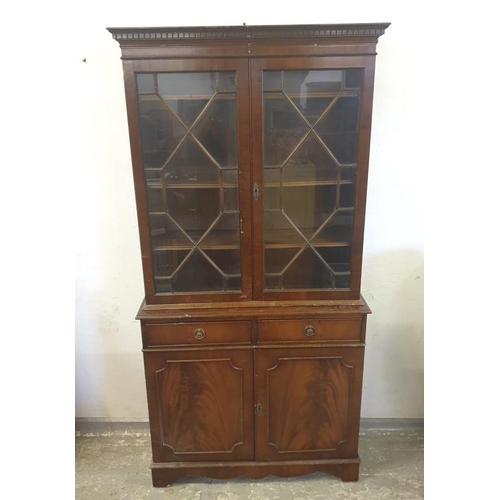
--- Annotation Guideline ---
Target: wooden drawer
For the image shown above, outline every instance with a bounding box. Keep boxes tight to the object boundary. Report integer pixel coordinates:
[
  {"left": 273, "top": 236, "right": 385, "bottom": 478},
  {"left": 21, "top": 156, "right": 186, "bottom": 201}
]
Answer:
[
  {"left": 144, "top": 321, "right": 252, "bottom": 347},
  {"left": 257, "top": 319, "right": 362, "bottom": 343}
]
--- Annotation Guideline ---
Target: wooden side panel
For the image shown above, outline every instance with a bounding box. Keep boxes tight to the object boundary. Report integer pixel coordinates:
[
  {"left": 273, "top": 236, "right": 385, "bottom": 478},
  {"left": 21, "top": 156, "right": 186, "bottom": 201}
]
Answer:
[
  {"left": 255, "top": 347, "right": 364, "bottom": 461},
  {"left": 145, "top": 349, "right": 254, "bottom": 462}
]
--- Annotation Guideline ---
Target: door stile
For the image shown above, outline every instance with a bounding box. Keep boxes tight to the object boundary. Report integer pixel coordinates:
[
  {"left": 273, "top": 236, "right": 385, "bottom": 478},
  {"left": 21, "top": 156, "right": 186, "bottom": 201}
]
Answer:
[{"left": 249, "top": 59, "right": 265, "bottom": 300}]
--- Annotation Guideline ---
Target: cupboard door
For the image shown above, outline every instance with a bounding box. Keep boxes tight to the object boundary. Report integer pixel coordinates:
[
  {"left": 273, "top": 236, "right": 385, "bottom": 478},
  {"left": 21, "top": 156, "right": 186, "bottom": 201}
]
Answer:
[
  {"left": 123, "top": 58, "right": 251, "bottom": 303},
  {"left": 254, "top": 347, "right": 364, "bottom": 461},
  {"left": 251, "top": 57, "right": 376, "bottom": 300},
  {"left": 144, "top": 348, "right": 254, "bottom": 462}
]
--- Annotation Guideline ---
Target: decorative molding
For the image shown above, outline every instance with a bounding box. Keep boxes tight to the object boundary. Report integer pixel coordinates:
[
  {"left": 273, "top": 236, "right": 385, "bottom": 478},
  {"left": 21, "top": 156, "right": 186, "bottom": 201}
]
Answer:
[
  {"left": 266, "top": 356, "right": 353, "bottom": 453},
  {"left": 156, "top": 358, "right": 244, "bottom": 454},
  {"left": 108, "top": 23, "right": 390, "bottom": 44}
]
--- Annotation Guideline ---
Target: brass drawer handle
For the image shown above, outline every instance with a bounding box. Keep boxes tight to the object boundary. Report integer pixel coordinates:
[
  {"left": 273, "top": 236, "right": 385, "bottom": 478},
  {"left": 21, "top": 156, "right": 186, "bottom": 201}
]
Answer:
[
  {"left": 193, "top": 328, "right": 205, "bottom": 340},
  {"left": 304, "top": 325, "right": 316, "bottom": 337}
]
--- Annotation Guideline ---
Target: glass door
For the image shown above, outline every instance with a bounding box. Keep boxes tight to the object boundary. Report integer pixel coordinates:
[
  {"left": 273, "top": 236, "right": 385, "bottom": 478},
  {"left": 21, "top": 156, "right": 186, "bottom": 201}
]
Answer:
[
  {"left": 126, "top": 59, "right": 251, "bottom": 303},
  {"left": 251, "top": 58, "right": 374, "bottom": 300}
]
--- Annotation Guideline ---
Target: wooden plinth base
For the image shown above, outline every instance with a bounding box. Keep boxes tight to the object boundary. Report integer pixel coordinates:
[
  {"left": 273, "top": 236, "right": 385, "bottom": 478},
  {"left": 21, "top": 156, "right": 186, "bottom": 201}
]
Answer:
[{"left": 151, "top": 457, "right": 360, "bottom": 487}]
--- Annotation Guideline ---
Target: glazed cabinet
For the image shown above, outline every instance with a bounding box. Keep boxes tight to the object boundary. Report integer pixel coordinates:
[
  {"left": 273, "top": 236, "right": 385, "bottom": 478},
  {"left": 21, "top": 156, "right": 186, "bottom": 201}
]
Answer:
[{"left": 109, "top": 23, "right": 388, "bottom": 486}]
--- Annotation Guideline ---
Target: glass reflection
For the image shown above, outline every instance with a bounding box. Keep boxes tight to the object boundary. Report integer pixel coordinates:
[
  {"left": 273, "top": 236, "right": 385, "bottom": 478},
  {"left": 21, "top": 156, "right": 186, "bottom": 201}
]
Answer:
[
  {"left": 135, "top": 71, "right": 242, "bottom": 294},
  {"left": 262, "top": 68, "right": 361, "bottom": 291}
]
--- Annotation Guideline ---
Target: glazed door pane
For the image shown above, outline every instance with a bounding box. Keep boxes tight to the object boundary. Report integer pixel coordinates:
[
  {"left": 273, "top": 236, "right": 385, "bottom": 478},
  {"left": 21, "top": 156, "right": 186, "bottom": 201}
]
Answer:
[
  {"left": 136, "top": 71, "right": 242, "bottom": 294},
  {"left": 261, "top": 69, "right": 362, "bottom": 292}
]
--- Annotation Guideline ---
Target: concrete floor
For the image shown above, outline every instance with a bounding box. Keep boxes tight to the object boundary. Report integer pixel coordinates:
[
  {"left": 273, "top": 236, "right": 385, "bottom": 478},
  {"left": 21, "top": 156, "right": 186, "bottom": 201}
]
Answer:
[{"left": 75, "top": 427, "right": 423, "bottom": 499}]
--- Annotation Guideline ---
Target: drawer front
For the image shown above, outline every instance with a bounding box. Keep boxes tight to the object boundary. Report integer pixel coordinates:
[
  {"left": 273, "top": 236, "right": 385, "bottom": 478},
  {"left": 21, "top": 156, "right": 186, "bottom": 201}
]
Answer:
[
  {"left": 144, "top": 321, "right": 252, "bottom": 347},
  {"left": 257, "top": 319, "right": 362, "bottom": 343}
]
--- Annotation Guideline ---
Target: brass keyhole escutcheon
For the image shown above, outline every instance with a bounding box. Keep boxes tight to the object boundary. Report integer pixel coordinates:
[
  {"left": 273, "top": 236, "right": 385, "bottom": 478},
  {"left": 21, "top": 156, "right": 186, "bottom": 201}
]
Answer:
[
  {"left": 253, "top": 183, "right": 259, "bottom": 200},
  {"left": 304, "top": 325, "right": 316, "bottom": 337},
  {"left": 256, "top": 403, "right": 262, "bottom": 417},
  {"left": 193, "top": 328, "right": 205, "bottom": 340}
]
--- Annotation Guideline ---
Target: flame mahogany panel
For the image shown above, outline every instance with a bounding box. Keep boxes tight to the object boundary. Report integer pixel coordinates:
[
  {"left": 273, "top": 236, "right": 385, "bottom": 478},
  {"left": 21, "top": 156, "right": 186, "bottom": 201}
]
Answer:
[
  {"left": 144, "top": 349, "right": 254, "bottom": 462},
  {"left": 255, "top": 347, "right": 364, "bottom": 461}
]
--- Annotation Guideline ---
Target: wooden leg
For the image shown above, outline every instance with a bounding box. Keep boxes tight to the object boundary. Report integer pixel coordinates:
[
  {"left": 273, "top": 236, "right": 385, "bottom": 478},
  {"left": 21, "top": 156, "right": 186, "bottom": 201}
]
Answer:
[
  {"left": 339, "top": 462, "right": 359, "bottom": 482},
  {"left": 151, "top": 468, "right": 181, "bottom": 487}
]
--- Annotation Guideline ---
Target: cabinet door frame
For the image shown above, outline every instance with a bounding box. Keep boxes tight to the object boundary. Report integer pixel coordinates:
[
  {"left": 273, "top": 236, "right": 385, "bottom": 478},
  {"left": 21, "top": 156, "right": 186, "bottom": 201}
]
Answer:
[
  {"left": 254, "top": 346, "right": 365, "bottom": 461},
  {"left": 250, "top": 56, "right": 376, "bottom": 301},
  {"left": 123, "top": 58, "right": 252, "bottom": 304},
  {"left": 144, "top": 347, "right": 255, "bottom": 462}
]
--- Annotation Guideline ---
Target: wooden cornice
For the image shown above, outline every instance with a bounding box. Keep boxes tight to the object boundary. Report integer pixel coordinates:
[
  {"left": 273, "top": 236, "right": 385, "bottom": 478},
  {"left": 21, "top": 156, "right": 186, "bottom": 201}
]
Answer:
[{"left": 107, "top": 23, "right": 390, "bottom": 46}]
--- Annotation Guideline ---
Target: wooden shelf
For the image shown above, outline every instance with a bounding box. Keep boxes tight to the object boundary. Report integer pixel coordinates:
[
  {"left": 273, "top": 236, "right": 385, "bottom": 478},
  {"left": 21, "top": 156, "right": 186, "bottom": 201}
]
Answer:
[
  {"left": 147, "top": 180, "right": 350, "bottom": 189},
  {"left": 147, "top": 182, "right": 237, "bottom": 189},
  {"left": 146, "top": 181, "right": 352, "bottom": 189},
  {"left": 264, "top": 90, "right": 360, "bottom": 99},
  {"left": 145, "top": 167, "right": 239, "bottom": 189},
  {"left": 138, "top": 93, "right": 210, "bottom": 100},
  {"left": 265, "top": 179, "right": 351, "bottom": 188},
  {"left": 151, "top": 224, "right": 352, "bottom": 252},
  {"left": 264, "top": 225, "right": 352, "bottom": 249},
  {"left": 145, "top": 167, "right": 355, "bottom": 190},
  {"left": 140, "top": 93, "right": 235, "bottom": 100},
  {"left": 152, "top": 230, "right": 240, "bottom": 251}
]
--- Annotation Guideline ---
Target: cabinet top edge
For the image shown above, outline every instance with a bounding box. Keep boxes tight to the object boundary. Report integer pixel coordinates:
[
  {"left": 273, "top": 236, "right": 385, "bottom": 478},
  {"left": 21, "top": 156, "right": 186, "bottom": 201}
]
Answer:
[
  {"left": 136, "top": 297, "right": 372, "bottom": 320},
  {"left": 107, "top": 23, "right": 390, "bottom": 45}
]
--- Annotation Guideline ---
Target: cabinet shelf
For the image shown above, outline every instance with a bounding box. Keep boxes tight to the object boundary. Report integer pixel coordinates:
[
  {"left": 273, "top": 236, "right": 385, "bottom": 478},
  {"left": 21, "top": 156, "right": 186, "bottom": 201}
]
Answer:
[
  {"left": 264, "top": 163, "right": 356, "bottom": 187},
  {"left": 152, "top": 230, "right": 240, "bottom": 251},
  {"left": 147, "top": 180, "right": 352, "bottom": 189},
  {"left": 140, "top": 93, "right": 235, "bottom": 100},
  {"left": 151, "top": 225, "right": 352, "bottom": 251},
  {"left": 265, "top": 225, "right": 352, "bottom": 249},
  {"left": 145, "top": 168, "right": 239, "bottom": 189},
  {"left": 264, "top": 91, "right": 359, "bottom": 99},
  {"left": 147, "top": 182, "right": 237, "bottom": 189},
  {"left": 145, "top": 163, "right": 356, "bottom": 190},
  {"left": 265, "top": 179, "right": 352, "bottom": 188}
]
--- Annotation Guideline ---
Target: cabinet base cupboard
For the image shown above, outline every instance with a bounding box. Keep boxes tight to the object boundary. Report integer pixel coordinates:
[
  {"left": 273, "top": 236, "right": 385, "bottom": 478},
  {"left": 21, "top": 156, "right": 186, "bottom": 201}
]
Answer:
[{"left": 108, "top": 23, "right": 389, "bottom": 486}]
